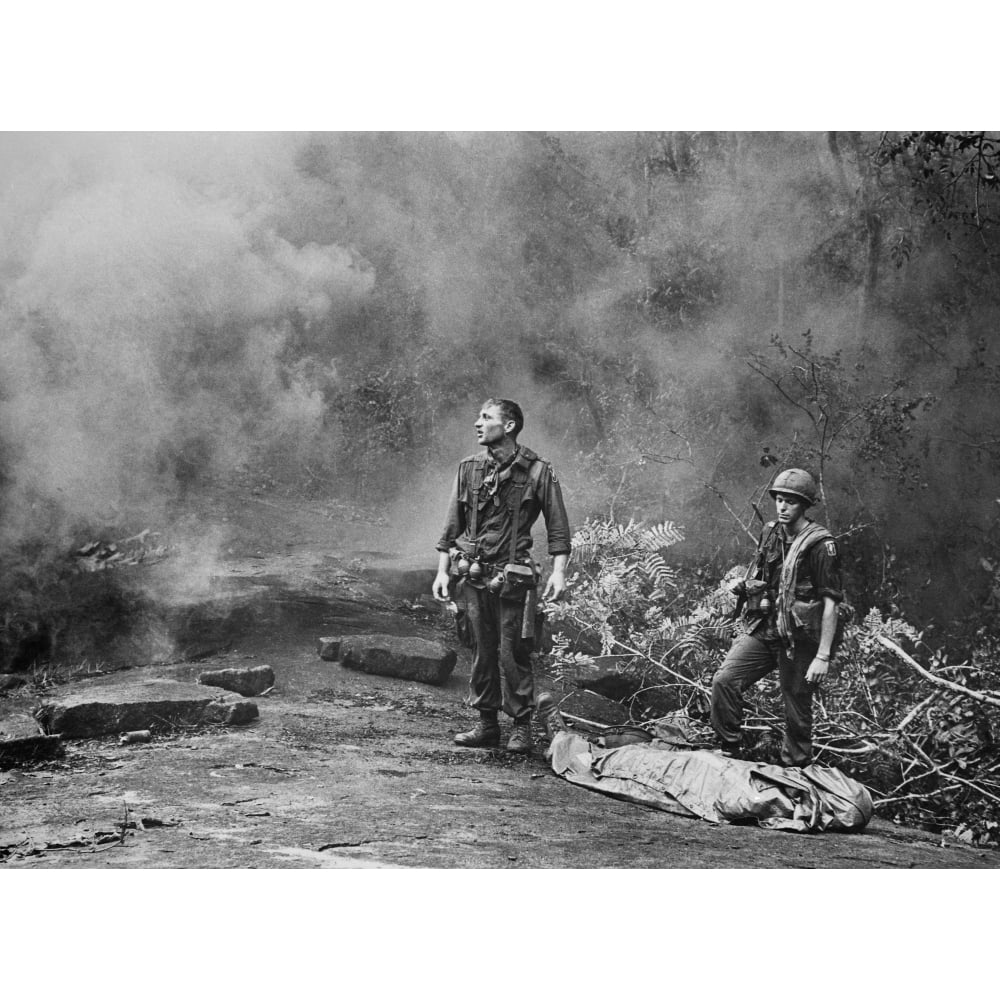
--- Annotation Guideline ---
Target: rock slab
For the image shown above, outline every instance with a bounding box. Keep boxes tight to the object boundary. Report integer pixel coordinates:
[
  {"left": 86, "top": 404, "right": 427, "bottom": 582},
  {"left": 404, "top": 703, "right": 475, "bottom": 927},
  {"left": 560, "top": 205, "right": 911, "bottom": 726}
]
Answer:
[
  {"left": 323, "top": 634, "right": 456, "bottom": 686},
  {"left": 199, "top": 664, "right": 274, "bottom": 697},
  {"left": 34, "top": 680, "right": 259, "bottom": 738},
  {"left": 0, "top": 713, "right": 64, "bottom": 768}
]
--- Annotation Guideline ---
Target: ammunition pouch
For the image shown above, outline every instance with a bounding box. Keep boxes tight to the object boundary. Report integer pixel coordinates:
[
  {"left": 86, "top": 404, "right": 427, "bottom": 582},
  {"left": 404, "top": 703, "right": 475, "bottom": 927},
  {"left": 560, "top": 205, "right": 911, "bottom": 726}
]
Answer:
[
  {"left": 790, "top": 598, "right": 853, "bottom": 651},
  {"left": 500, "top": 562, "right": 538, "bottom": 601},
  {"left": 790, "top": 599, "right": 822, "bottom": 643}
]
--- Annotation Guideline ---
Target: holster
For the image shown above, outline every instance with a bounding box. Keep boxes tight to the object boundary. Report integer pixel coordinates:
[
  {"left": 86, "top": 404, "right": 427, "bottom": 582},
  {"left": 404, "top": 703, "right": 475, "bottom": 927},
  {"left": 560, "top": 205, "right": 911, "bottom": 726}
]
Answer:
[{"left": 521, "top": 587, "right": 539, "bottom": 639}]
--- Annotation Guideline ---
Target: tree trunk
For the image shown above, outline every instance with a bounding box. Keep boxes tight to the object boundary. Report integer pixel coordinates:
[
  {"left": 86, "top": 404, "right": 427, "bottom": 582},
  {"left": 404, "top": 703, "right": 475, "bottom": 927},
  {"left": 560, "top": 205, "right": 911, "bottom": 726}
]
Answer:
[{"left": 848, "top": 133, "right": 882, "bottom": 324}]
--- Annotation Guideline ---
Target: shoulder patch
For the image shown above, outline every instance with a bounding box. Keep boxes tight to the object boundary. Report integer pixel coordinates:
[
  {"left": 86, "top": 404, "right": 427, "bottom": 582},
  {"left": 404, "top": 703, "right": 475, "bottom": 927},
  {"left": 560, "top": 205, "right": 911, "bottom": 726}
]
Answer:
[{"left": 824, "top": 540, "right": 837, "bottom": 557}]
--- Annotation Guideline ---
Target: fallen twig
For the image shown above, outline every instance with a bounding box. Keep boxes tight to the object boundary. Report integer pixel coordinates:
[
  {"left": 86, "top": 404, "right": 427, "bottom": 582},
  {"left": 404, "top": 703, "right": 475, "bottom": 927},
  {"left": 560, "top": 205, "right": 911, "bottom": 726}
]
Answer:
[
  {"left": 561, "top": 713, "right": 611, "bottom": 731},
  {"left": 813, "top": 741, "right": 880, "bottom": 755},
  {"left": 875, "top": 785, "right": 962, "bottom": 807}
]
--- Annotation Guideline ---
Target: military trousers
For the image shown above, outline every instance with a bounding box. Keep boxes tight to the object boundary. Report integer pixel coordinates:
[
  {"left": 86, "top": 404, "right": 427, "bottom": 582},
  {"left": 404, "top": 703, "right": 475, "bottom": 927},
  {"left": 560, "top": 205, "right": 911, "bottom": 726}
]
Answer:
[
  {"left": 459, "top": 581, "right": 534, "bottom": 721},
  {"left": 710, "top": 631, "right": 816, "bottom": 767}
]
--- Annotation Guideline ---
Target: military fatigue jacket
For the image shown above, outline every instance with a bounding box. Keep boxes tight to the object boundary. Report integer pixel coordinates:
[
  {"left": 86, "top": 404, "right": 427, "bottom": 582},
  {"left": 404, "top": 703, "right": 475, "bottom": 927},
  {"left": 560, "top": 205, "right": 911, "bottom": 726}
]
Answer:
[{"left": 436, "top": 446, "right": 571, "bottom": 565}]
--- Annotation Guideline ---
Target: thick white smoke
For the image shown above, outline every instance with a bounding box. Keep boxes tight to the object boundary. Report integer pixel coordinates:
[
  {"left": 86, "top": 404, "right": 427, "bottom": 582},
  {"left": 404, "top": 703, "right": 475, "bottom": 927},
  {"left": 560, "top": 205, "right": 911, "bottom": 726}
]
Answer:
[{"left": 0, "top": 133, "right": 374, "bottom": 548}]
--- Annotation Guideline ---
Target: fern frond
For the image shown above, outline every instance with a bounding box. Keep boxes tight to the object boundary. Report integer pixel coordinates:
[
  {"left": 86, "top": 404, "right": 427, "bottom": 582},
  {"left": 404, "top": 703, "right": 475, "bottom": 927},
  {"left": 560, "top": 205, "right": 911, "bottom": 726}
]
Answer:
[
  {"left": 639, "top": 552, "right": 678, "bottom": 592},
  {"left": 639, "top": 521, "right": 685, "bottom": 551}
]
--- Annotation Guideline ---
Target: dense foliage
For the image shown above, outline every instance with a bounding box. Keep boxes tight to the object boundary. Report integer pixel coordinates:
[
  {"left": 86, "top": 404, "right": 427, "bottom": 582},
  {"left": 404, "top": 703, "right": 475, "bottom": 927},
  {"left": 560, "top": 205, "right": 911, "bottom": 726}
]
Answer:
[{"left": 543, "top": 516, "right": 1000, "bottom": 846}]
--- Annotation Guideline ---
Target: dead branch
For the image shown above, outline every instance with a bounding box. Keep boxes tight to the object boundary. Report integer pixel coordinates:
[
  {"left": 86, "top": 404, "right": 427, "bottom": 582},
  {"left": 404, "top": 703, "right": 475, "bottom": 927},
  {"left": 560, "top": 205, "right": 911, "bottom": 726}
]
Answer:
[
  {"left": 896, "top": 692, "right": 942, "bottom": 731},
  {"left": 703, "top": 483, "right": 758, "bottom": 543},
  {"left": 562, "top": 713, "right": 610, "bottom": 731},
  {"left": 877, "top": 636, "right": 1000, "bottom": 709},
  {"left": 875, "top": 785, "right": 961, "bottom": 807},
  {"left": 813, "top": 740, "right": 880, "bottom": 755}
]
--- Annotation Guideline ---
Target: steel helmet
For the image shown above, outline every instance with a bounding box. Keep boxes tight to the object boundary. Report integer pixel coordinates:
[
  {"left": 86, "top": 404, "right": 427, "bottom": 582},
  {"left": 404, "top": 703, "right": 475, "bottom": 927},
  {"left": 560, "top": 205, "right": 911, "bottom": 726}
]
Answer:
[{"left": 769, "top": 468, "right": 818, "bottom": 506}]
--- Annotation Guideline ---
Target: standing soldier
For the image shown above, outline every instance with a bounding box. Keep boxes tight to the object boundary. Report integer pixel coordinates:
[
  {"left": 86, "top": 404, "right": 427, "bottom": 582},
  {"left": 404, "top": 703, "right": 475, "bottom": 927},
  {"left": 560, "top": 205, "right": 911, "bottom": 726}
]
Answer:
[
  {"left": 432, "top": 398, "right": 571, "bottom": 753},
  {"left": 711, "top": 469, "right": 844, "bottom": 767}
]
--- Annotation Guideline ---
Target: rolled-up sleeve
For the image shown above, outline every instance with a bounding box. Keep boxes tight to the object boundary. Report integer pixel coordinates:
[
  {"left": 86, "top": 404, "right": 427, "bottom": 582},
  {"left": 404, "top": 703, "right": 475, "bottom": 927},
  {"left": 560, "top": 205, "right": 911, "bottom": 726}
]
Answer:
[
  {"left": 539, "top": 464, "right": 572, "bottom": 557},
  {"left": 808, "top": 539, "right": 843, "bottom": 603},
  {"left": 435, "top": 469, "right": 465, "bottom": 553}
]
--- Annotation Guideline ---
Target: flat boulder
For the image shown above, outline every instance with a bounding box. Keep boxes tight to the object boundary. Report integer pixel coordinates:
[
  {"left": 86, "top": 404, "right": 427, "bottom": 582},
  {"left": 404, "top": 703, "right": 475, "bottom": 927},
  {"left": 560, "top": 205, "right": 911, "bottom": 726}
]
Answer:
[
  {"left": 199, "top": 664, "right": 274, "bottom": 697},
  {"left": 0, "top": 713, "right": 64, "bottom": 768},
  {"left": 322, "top": 633, "right": 456, "bottom": 686},
  {"left": 34, "top": 680, "right": 259, "bottom": 738}
]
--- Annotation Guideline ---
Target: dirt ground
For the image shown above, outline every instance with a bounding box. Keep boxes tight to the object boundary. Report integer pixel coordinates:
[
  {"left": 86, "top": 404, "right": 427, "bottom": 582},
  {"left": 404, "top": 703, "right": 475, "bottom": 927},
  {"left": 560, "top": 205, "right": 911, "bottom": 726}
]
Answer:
[{"left": 1, "top": 487, "right": 997, "bottom": 869}]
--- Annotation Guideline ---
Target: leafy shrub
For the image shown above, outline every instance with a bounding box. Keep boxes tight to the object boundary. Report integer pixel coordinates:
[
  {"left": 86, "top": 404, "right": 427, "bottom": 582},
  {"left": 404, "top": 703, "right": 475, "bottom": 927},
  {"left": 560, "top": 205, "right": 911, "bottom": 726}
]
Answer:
[{"left": 543, "top": 514, "right": 1000, "bottom": 846}]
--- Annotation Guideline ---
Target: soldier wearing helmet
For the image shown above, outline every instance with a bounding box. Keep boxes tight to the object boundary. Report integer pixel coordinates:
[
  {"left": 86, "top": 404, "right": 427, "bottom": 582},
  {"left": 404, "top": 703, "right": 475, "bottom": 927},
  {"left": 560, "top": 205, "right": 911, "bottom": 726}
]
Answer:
[{"left": 711, "top": 468, "right": 844, "bottom": 767}]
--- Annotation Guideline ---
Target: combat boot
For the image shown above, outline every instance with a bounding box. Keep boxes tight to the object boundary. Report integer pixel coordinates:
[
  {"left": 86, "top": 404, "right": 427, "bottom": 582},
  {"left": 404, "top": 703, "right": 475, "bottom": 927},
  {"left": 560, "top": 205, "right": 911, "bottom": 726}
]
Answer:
[
  {"left": 535, "top": 693, "right": 568, "bottom": 741},
  {"left": 454, "top": 713, "right": 501, "bottom": 748},
  {"left": 506, "top": 718, "right": 533, "bottom": 754}
]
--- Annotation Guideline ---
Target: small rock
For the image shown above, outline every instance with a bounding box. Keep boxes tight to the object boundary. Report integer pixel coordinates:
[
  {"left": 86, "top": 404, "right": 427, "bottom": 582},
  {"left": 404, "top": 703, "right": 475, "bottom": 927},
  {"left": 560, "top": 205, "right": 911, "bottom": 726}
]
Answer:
[
  {"left": 205, "top": 700, "right": 259, "bottom": 726},
  {"left": 317, "top": 637, "right": 342, "bottom": 661},
  {"left": 199, "top": 665, "right": 275, "bottom": 697},
  {"left": 119, "top": 730, "right": 152, "bottom": 745}
]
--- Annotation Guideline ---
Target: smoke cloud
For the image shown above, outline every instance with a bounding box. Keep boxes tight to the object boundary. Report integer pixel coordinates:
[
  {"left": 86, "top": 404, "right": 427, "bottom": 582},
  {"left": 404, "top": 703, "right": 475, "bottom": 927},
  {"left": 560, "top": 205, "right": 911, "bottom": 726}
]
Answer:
[
  {"left": 0, "top": 133, "right": 373, "bottom": 550},
  {"left": 0, "top": 132, "right": 993, "bottom": 622}
]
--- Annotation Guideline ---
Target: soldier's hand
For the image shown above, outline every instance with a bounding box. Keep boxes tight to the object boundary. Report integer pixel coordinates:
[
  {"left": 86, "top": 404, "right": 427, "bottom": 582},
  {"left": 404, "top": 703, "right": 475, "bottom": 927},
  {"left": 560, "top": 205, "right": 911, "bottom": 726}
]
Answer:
[
  {"left": 432, "top": 571, "right": 451, "bottom": 602},
  {"left": 542, "top": 569, "right": 566, "bottom": 601},
  {"left": 805, "top": 657, "right": 830, "bottom": 685}
]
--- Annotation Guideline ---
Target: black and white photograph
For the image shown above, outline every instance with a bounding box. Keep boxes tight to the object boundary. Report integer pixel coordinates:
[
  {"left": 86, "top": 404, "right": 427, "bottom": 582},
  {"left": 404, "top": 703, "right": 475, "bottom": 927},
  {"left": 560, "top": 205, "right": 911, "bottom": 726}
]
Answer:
[
  {"left": 5, "top": 129, "right": 1000, "bottom": 874},
  {"left": 1, "top": 8, "right": 997, "bottom": 994}
]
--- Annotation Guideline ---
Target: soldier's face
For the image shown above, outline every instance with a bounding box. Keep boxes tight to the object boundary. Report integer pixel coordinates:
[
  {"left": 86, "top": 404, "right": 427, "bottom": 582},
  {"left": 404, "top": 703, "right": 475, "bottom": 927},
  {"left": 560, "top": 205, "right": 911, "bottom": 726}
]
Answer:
[
  {"left": 774, "top": 492, "right": 807, "bottom": 532},
  {"left": 475, "top": 404, "right": 510, "bottom": 445}
]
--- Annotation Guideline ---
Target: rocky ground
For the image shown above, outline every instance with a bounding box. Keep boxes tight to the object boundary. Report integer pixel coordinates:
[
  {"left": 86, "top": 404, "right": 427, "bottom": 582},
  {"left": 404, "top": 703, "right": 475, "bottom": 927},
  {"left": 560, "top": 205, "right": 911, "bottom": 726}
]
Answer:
[{"left": 1, "top": 486, "right": 997, "bottom": 869}]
